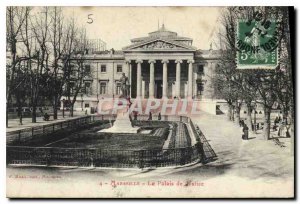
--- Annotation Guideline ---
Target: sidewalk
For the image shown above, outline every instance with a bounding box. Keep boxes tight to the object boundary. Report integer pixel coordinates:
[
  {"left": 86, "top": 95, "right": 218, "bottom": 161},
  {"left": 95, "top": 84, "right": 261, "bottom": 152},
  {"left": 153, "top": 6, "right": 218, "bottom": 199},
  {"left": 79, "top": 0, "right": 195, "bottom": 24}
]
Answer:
[
  {"left": 191, "top": 111, "right": 293, "bottom": 180},
  {"left": 6, "top": 115, "right": 87, "bottom": 132}
]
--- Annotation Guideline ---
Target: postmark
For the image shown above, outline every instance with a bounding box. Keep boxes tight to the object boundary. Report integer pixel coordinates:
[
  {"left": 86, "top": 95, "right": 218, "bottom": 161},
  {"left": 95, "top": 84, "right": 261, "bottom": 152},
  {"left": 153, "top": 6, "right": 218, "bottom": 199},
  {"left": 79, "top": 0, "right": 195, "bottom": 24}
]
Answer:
[{"left": 236, "top": 13, "right": 282, "bottom": 69}]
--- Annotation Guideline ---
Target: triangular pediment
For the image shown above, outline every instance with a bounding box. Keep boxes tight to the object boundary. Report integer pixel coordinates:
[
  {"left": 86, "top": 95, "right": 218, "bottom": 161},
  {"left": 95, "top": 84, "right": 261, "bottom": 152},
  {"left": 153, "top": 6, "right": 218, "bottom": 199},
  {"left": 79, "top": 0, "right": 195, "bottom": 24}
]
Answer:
[{"left": 123, "top": 39, "right": 196, "bottom": 52}]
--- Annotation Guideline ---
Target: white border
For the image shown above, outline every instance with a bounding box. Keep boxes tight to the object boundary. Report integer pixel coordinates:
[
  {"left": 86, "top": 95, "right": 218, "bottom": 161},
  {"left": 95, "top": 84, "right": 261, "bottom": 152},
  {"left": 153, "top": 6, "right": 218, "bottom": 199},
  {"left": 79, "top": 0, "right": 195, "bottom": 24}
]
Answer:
[{"left": 1, "top": 1, "right": 299, "bottom": 203}]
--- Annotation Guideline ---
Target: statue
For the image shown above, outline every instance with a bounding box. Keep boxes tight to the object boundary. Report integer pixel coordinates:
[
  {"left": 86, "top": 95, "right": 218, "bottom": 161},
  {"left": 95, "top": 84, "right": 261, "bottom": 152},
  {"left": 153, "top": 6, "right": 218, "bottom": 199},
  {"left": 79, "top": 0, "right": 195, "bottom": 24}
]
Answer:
[
  {"left": 99, "top": 72, "right": 139, "bottom": 134},
  {"left": 120, "top": 73, "right": 130, "bottom": 98}
]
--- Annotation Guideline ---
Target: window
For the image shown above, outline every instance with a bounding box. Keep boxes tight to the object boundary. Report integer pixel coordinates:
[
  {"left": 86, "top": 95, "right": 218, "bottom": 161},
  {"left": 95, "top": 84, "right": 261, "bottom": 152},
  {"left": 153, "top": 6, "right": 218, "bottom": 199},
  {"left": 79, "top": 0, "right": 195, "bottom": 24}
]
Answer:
[
  {"left": 116, "top": 82, "right": 121, "bottom": 95},
  {"left": 117, "top": 65, "right": 122, "bottom": 73},
  {"left": 85, "top": 103, "right": 90, "bottom": 108},
  {"left": 198, "top": 65, "right": 204, "bottom": 75},
  {"left": 197, "top": 82, "right": 204, "bottom": 95},
  {"left": 99, "top": 82, "right": 107, "bottom": 94},
  {"left": 101, "top": 65, "right": 107, "bottom": 72},
  {"left": 85, "top": 64, "right": 91, "bottom": 73},
  {"left": 84, "top": 82, "right": 91, "bottom": 94}
]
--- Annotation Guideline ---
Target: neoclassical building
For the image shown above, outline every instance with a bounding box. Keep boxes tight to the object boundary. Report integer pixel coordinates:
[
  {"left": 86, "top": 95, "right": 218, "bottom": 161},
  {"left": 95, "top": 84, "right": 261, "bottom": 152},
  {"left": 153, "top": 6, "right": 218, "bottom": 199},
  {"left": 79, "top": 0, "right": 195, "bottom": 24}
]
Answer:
[{"left": 68, "top": 25, "right": 221, "bottom": 113}]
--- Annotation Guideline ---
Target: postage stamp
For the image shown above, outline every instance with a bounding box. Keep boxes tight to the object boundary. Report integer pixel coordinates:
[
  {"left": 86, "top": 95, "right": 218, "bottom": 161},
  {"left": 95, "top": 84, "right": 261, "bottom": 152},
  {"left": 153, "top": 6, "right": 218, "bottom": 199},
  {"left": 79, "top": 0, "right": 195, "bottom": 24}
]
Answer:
[{"left": 236, "top": 18, "right": 280, "bottom": 69}]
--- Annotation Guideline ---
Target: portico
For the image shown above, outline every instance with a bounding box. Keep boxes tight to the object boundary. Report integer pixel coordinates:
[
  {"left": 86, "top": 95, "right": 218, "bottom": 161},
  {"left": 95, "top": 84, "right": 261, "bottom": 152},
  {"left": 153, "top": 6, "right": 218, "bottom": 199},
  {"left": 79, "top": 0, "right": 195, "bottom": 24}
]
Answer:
[
  {"left": 125, "top": 59, "right": 194, "bottom": 99},
  {"left": 122, "top": 24, "right": 196, "bottom": 99}
]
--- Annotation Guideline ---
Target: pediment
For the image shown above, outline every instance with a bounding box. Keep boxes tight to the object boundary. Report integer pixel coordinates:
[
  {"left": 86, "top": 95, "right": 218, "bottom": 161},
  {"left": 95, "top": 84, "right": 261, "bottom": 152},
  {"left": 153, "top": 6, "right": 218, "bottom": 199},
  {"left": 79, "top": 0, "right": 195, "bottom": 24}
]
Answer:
[{"left": 123, "top": 39, "right": 196, "bottom": 52}]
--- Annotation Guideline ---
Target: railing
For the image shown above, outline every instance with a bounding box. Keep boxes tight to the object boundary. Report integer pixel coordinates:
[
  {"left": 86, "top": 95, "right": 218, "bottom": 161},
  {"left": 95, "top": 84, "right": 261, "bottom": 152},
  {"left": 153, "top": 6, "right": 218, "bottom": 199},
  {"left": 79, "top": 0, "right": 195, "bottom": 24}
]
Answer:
[
  {"left": 6, "top": 114, "right": 215, "bottom": 168},
  {"left": 189, "top": 119, "right": 217, "bottom": 160},
  {"left": 7, "top": 145, "right": 200, "bottom": 168},
  {"left": 6, "top": 116, "right": 94, "bottom": 145},
  {"left": 91, "top": 114, "right": 190, "bottom": 123}
]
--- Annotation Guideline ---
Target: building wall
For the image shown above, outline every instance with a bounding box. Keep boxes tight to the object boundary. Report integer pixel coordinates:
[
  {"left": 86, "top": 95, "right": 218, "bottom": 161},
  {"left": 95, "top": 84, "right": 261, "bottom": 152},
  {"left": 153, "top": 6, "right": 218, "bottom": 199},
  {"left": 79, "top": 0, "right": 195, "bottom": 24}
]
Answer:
[{"left": 66, "top": 52, "right": 221, "bottom": 112}]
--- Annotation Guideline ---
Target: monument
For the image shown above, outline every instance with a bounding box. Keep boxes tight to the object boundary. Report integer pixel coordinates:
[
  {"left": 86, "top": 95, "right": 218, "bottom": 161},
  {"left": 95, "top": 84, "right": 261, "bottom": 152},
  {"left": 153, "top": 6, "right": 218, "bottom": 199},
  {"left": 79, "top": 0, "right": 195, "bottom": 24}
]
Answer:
[{"left": 98, "top": 73, "right": 140, "bottom": 133}]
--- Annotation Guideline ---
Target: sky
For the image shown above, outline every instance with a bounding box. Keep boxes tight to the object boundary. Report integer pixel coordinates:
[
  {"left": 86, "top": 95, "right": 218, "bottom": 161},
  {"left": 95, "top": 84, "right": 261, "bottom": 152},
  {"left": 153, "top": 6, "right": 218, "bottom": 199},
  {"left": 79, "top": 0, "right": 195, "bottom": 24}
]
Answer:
[{"left": 62, "top": 7, "right": 222, "bottom": 50}]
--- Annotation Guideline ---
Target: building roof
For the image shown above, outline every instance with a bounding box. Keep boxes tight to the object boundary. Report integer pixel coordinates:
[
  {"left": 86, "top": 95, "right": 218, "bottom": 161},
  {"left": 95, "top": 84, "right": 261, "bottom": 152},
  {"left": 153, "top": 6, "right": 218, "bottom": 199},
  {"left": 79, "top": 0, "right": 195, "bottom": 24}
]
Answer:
[
  {"left": 131, "top": 24, "right": 192, "bottom": 42},
  {"left": 123, "top": 24, "right": 196, "bottom": 51}
]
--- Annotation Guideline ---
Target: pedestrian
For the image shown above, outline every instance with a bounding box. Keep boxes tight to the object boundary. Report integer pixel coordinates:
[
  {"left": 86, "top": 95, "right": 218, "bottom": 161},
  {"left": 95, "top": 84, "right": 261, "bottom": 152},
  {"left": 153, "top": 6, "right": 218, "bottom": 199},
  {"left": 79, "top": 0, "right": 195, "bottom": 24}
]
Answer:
[
  {"left": 274, "top": 117, "right": 278, "bottom": 125},
  {"left": 158, "top": 112, "right": 161, "bottom": 121},
  {"left": 148, "top": 112, "right": 152, "bottom": 121},
  {"left": 286, "top": 124, "right": 291, "bottom": 138},
  {"left": 133, "top": 111, "right": 138, "bottom": 121},
  {"left": 278, "top": 122, "right": 287, "bottom": 137},
  {"left": 242, "top": 124, "right": 249, "bottom": 140},
  {"left": 239, "top": 120, "right": 244, "bottom": 127},
  {"left": 195, "top": 138, "right": 206, "bottom": 164}
]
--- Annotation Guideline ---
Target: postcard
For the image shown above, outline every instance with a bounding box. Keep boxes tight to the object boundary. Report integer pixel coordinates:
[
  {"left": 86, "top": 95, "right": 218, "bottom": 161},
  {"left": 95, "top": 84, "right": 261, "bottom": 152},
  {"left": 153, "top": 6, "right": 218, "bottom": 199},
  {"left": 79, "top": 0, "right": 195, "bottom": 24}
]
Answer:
[{"left": 6, "top": 6, "right": 295, "bottom": 198}]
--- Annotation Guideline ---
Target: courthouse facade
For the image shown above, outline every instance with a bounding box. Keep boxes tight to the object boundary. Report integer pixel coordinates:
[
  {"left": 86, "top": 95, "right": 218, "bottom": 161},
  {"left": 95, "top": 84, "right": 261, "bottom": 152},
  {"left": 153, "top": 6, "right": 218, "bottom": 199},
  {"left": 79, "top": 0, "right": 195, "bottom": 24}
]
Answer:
[{"left": 69, "top": 25, "right": 221, "bottom": 112}]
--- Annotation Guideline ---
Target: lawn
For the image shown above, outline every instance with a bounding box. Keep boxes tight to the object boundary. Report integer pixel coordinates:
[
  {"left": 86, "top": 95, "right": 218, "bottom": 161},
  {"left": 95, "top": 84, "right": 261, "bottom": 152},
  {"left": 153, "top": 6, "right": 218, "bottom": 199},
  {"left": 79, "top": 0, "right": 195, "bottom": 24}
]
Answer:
[{"left": 47, "top": 121, "right": 172, "bottom": 150}]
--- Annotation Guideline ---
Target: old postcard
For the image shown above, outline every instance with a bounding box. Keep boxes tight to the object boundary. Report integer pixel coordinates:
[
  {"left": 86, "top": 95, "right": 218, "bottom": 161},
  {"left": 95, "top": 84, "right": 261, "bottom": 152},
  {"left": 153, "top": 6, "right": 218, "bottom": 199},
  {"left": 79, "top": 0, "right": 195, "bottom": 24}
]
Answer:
[{"left": 6, "top": 6, "right": 295, "bottom": 198}]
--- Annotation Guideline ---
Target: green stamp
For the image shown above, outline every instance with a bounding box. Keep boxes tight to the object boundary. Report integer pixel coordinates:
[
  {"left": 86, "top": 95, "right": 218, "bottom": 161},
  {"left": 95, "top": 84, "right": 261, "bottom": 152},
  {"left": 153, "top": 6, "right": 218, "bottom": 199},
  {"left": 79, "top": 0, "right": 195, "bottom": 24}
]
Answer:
[{"left": 236, "top": 19, "right": 280, "bottom": 69}]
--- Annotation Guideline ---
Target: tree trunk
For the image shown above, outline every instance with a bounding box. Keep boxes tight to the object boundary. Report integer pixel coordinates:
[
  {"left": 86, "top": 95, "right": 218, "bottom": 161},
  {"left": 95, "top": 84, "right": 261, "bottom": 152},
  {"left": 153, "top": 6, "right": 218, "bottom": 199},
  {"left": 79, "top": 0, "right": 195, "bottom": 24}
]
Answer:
[
  {"left": 32, "top": 105, "right": 37, "bottom": 123},
  {"left": 282, "top": 106, "right": 288, "bottom": 124},
  {"left": 70, "top": 104, "right": 74, "bottom": 117},
  {"left": 53, "top": 98, "right": 58, "bottom": 120},
  {"left": 18, "top": 106, "right": 23, "bottom": 125},
  {"left": 246, "top": 103, "right": 253, "bottom": 132},
  {"left": 289, "top": 99, "right": 294, "bottom": 155},
  {"left": 6, "top": 102, "right": 9, "bottom": 128},
  {"left": 227, "top": 103, "right": 233, "bottom": 121},
  {"left": 235, "top": 108, "right": 240, "bottom": 125},
  {"left": 235, "top": 101, "right": 241, "bottom": 125},
  {"left": 17, "top": 99, "right": 23, "bottom": 125},
  {"left": 263, "top": 106, "right": 271, "bottom": 140}
]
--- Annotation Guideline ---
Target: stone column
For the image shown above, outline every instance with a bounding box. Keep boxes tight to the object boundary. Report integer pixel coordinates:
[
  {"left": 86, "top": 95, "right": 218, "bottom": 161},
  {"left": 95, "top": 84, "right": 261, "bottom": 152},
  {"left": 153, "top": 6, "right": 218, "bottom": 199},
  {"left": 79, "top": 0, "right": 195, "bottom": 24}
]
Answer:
[
  {"left": 127, "top": 61, "right": 132, "bottom": 97},
  {"left": 142, "top": 80, "right": 145, "bottom": 98},
  {"left": 162, "top": 60, "right": 169, "bottom": 99},
  {"left": 148, "top": 60, "right": 155, "bottom": 98},
  {"left": 188, "top": 60, "right": 194, "bottom": 99},
  {"left": 175, "top": 60, "right": 182, "bottom": 98},
  {"left": 136, "top": 60, "right": 142, "bottom": 98}
]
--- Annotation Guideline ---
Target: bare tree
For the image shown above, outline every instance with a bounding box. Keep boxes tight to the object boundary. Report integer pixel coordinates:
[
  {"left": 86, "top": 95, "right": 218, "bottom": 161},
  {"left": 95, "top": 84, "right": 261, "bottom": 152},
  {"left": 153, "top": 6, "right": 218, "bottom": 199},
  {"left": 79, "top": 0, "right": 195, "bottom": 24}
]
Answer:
[
  {"left": 215, "top": 7, "right": 292, "bottom": 140},
  {"left": 64, "top": 23, "right": 90, "bottom": 117},
  {"left": 27, "top": 7, "right": 52, "bottom": 123},
  {"left": 46, "top": 7, "right": 74, "bottom": 120},
  {"left": 6, "top": 7, "right": 28, "bottom": 127}
]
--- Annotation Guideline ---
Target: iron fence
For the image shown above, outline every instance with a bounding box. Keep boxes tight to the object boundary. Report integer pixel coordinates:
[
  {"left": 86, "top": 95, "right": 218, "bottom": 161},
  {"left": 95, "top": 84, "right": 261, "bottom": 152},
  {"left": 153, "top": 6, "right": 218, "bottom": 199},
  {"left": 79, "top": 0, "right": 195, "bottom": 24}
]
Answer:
[
  {"left": 6, "top": 116, "right": 93, "bottom": 145},
  {"left": 190, "top": 119, "right": 217, "bottom": 160},
  {"left": 7, "top": 145, "right": 200, "bottom": 168},
  {"left": 6, "top": 114, "right": 215, "bottom": 168}
]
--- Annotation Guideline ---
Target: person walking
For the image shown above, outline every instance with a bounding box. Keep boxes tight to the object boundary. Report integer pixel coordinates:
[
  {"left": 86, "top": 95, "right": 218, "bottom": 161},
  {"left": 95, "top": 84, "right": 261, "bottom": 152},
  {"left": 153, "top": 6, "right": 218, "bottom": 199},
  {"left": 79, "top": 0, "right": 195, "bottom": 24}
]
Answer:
[
  {"left": 158, "top": 112, "right": 161, "bottom": 121},
  {"left": 148, "top": 112, "right": 152, "bottom": 121},
  {"left": 242, "top": 123, "right": 249, "bottom": 140},
  {"left": 195, "top": 138, "right": 206, "bottom": 164}
]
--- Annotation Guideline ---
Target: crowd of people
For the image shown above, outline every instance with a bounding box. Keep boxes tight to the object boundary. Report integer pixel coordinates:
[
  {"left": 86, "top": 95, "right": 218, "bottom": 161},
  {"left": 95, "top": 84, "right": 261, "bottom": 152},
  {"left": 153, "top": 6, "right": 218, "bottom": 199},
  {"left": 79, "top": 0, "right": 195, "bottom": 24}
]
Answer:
[{"left": 239, "top": 114, "right": 291, "bottom": 140}]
